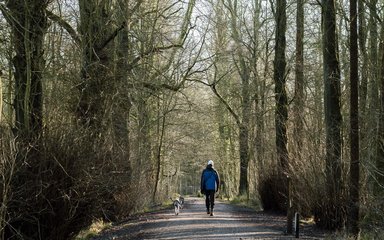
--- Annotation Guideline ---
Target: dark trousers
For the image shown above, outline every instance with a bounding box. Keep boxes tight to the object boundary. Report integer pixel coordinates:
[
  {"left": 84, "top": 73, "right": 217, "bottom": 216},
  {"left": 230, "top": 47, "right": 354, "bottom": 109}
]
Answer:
[{"left": 205, "top": 190, "right": 215, "bottom": 210}]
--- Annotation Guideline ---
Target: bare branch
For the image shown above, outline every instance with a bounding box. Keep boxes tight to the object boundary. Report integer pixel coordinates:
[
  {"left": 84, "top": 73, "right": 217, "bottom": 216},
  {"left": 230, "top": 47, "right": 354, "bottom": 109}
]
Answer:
[
  {"left": 127, "top": 44, "right": 183, "bottom": 71},
  {"left": 96, "top": 22, "right": 126, "bottom": 51},
  {"left": 0, "top": 3, "right": 11, "bottom": 23},
  {"left": 46, "top": 10, "right": 81, "bottom": 45},
  {"left": 210, "top": 83, "right": 241, "bottom": 127}
]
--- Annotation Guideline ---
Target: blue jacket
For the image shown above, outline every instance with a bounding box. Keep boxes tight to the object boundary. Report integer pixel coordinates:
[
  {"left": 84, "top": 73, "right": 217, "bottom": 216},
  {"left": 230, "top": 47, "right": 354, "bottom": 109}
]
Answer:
[{"left": 201, "top": 165, "right": 220, "bottom": 192}]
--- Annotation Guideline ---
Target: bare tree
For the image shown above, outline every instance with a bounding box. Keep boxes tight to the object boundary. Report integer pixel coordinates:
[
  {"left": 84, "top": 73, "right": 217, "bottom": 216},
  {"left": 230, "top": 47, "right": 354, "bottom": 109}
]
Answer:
[
  {"left": 273, "top": 0, "right": 289, "bottom": 198},
  {"left": 206, "top": 0, "right": 254, "bottom": 196},
  {"left": 294, "top": 0, "right": 304, "bottom": 162},
  {"left": 321, "top": 0, "right": 345, "bottom": 229}
]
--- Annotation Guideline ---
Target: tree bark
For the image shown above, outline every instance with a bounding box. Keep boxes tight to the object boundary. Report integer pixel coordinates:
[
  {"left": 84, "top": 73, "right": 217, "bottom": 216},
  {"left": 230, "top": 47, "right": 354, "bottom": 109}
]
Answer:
[
  {"left": 6, "top": 0, "right": 48, "bottom": 138},
  {"left": 273, "top": 0, "right": 291, "bottom": 231},
  {"left": 376, "top": 12, "right": 384, "bottom": 197},
  {"left": 347, "top": 0, "right": 360, "bottom": 236},
  {"left": 274, "top": 0, "right": 288, "bottom": 171},
  {"left": 294, "top": 0, "right": 304, "bottom": 162},
  {"left": 77, "top": 0, "right": 117, "bottom": 131},
  {"left": 322, "top": 0, "right": 345, "bottom": 229},
  {"left": 273, "top": 0, "right": 289, "bottom": 185},
  {"left": 368, "top": 0, "right": 379, "bottom": 171}
]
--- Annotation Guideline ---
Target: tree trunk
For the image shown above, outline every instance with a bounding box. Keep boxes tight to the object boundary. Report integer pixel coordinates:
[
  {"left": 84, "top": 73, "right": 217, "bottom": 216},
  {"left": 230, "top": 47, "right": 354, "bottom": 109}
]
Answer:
[
  {"left": 368, "top": 0, "right": 379, "bottom": 171},
  {"left": 321, "top": 0, "right": 345, "bottom": 229},
  {"left": 287, "top": 0, "right": 305, "bottom": 234},
  {"left": 273, "top": 0, "right": 291, "bottom": 232},
  {"left": 294, "top": 0, "right": 304, "bottom": 162},
  {"left": 347, "top": 0, "right": 360, "bottom": 236},
  {"left": 225, "top": 0, "right": 251, "bottom": 196},
  {"left": 77, "top": 0, "right": 115, "bottom": 131},
  {"left": 358, "top": 0, "right": 368, "bottom": 116},
  {"left": 153, "top": 96, "right": 167, "bottom": 202},
  {"left": 376, "top": 14, "right": 384, "bottom": 196},
  {"left": 358, "top": 0, "right": 369, "bottom": 179},
  {"left": 5, "top": 1, "right": 49, "bottom": 238},
  {"left": 274, "top": 0, "right": 289, "bottom": 195},
  {"left": 113, "top": 1, "right": 134, "bottom": 183},
  {"left": 7, "top": 0, "right": 48, "bottom": 139}
]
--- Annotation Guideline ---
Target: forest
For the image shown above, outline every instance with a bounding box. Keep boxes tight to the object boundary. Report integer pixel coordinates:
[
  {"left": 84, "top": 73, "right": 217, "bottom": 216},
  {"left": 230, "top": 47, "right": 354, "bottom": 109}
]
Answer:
[{"left": 0, "top": 0, "right": 383, "bottom": 239}]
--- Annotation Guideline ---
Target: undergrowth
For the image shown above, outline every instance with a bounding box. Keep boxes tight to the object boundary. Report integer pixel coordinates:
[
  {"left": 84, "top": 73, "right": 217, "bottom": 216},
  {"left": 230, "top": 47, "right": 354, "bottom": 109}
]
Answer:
[
  {"left": 325, "top": 228, "right": 384, "bottom": 240},
  {"left": 229, "top": 195, "right": 263, "bottom": 211},
  {"left": 75, "top": 220, "right": 111, "bottom": 240}
]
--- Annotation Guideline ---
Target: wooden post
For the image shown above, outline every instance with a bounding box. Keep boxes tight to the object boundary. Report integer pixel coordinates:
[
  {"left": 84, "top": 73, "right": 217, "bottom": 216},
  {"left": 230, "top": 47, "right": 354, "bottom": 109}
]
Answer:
[
  {"left": 295, "top": 212, "right": 300, "bottom": 238},
  {"left": 287, "top": 176, "right": 293, "bottom": 234}
]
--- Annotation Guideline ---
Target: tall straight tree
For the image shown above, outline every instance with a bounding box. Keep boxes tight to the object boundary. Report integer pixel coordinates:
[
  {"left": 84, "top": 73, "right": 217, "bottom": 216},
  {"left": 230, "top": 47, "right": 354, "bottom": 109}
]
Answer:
[
  {"left": 223, "top": 0, "right": 251, "bottom": 196},
  {"left": 348, "top": 0, "right": 360, "bottom": 236},
  {"left": 294, "top": 0, "right": 304, "bottom": 161},
  {"left": 274, "top": 0, "right": 289, "bottom": 187},
  {"left": 368, "top": 0, "right": 379, "bottom": 171},
  {"left": 322, "top": 0, "right": 344, "bottom": 229},
  {"left": 4, "top": 0, "right": 49, "bottom": 138},
  {"left": 213, "top": 0, "right": 235, "bottom": 198},
  {"left": 273, "top": 0, "right": 292, "bottom": 233},
  {"left": 207, "top": 0, "right": 252, "bottom": 196}
]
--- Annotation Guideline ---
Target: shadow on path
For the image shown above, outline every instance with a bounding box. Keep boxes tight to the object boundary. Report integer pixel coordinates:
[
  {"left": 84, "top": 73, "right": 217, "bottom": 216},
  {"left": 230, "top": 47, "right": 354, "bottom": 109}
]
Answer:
[{"left": 92, "top": 197, "right": 325, "bottom": 240}]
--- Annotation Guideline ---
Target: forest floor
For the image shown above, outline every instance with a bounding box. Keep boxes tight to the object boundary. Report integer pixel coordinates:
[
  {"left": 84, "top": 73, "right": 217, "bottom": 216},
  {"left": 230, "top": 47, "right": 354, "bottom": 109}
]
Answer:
[{"left": 91, "top": 197, "right": 329, "bottom": 240}]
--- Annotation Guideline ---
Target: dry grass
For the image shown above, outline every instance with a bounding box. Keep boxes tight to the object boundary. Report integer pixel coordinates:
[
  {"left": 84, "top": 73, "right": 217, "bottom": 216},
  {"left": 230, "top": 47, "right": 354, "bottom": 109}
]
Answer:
[{"left": 75, "top": 219, "right": 112, "bottom": 240}]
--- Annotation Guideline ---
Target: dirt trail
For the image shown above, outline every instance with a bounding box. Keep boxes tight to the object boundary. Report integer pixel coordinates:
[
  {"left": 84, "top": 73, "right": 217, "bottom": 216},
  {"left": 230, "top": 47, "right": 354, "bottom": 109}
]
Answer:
[{"left": 92, "top": 197, "right": 326, "bottom": 240}]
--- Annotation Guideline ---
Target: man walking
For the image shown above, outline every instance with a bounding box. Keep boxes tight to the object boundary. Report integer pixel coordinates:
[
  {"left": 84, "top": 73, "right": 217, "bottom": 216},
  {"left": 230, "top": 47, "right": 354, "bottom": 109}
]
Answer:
[{"left": 200, "top": 160, "right": 220, "bottom": 216}]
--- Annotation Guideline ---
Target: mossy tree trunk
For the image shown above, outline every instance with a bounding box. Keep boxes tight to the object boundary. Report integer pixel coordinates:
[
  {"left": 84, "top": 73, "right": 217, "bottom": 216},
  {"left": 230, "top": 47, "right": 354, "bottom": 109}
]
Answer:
[
  {"left": 6, "top": 0, "right": 48, "bottom": 139},
  {"left": 77, "top": 0, "right": 120, "bottom": 132}
]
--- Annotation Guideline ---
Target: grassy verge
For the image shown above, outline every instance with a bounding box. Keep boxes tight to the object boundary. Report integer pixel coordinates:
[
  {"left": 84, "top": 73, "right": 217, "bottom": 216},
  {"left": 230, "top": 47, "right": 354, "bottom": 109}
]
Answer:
[
  {"left": 75, "top": 197, "right": 178, "bottom": 240},
  {"left": 325, "top": 229, "right": 384, "bottom": 240},
  {"left": 75, "top": 220, "right": 112, "bottom": 240},
  {"left": 227, "top": 195, "right": 263, "bottom": 211}
]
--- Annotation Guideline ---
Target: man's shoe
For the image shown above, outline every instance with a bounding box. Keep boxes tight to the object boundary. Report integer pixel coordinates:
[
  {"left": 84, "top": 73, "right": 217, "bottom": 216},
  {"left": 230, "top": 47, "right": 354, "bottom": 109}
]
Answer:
[
  {"left": 207, "top": 209, "right": 210, "bottom": 214},
  {"left": 210, "top": 209, "right": 214, "bottom": 216}
]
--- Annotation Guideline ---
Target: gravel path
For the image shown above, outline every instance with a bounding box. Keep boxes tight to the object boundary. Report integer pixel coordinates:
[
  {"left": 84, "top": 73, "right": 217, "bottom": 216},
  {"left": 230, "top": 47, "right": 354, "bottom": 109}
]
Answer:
[{"left": 91, "top": 197, "right": 326, "bottom": 240}]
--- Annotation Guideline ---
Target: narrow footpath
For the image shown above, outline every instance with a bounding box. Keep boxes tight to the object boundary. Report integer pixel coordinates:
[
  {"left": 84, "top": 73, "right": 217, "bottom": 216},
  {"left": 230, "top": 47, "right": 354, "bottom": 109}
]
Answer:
[{"left": 91, "top": 197, "right": 326, "bottom": 240}]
